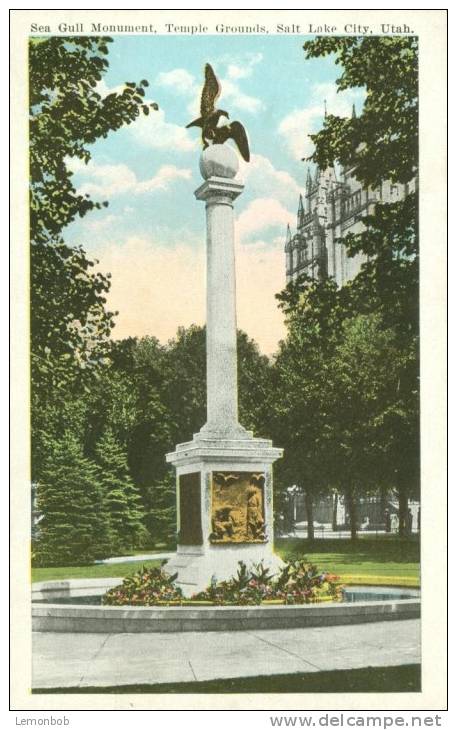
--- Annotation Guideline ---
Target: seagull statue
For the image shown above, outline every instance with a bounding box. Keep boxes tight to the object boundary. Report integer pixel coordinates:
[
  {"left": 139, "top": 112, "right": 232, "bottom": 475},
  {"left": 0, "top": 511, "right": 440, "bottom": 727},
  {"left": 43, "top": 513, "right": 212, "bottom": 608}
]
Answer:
[{"left": 186, "top": 63, "right": 250, "bottom": 162}]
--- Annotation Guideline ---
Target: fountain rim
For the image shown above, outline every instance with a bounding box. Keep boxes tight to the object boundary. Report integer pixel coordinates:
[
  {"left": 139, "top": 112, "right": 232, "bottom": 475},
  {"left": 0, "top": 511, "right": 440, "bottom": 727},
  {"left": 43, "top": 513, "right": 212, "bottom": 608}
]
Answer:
[{"left": 32, "top": 578, "right": 420, "bottom": 633}]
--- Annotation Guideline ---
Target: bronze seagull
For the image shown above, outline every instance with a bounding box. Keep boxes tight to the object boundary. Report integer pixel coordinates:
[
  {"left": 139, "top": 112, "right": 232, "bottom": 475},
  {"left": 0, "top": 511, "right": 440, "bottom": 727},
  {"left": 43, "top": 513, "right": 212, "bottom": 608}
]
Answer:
[
  {"left": 249, "top": 473, "right": 265, "bottom": 489},
  {"left": 186, "top": 63, "right": 250, "bottom": 162},
  {"left": 186, "top": 64, "right": 229, "bottom": 147},
  {"left": 213, "top": 472, "right": 239, "bottom": 487},
  {"left": 213, "top": 120, "right": 250, "bottom": 162}
]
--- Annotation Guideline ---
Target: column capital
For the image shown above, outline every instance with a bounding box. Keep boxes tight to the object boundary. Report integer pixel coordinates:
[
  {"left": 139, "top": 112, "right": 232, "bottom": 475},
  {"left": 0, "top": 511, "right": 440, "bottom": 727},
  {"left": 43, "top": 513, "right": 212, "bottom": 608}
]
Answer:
[{"left": 194, "top": 176, "right": 244, "bottom": 204}]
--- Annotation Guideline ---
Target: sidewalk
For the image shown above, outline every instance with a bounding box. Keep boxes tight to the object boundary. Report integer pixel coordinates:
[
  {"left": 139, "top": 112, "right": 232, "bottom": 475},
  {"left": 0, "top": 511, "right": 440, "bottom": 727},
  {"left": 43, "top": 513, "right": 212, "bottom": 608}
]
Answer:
[
  {"left": 95, "top": 551, "right": 173, "bottom": 565},
  {"left": 32, "top": 618, "right": 420, "bottom": 690}
]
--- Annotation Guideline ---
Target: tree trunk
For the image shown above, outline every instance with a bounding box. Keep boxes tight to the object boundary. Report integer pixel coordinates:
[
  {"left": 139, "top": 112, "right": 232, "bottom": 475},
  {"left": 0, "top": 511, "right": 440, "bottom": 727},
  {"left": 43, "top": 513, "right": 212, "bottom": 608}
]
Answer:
[
  {"left": 332, "top": 492, "right": 338, "bottom": 532},
  {"left": 396, "top": 458, "right": 411, "bottom": 537},
  {"left": 398, "top": 490, "right": 408, "bottom": 537},
  {"left": 379, "top": 484, "right": 389, "bottom": 533},
  {"left": 305, "top": 491, "right": 314, "bottom": 541},
  {"left": 379, "top": 484, "right": 387, "bottom": 516},
  {"left": 346, "top": 490, "right": 358, "bottom": 541}
]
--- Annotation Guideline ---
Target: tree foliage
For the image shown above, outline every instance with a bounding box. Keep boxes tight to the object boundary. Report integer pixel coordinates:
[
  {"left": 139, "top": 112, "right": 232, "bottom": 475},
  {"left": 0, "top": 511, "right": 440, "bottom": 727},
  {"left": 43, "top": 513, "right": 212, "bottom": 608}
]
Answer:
[
  {"left": 29, "top": 36, "right": 157, "bottom": 471},
  {"left": 271, "top": 36, "right": 420, "bottom": 538},
  {"left": 29, "top": 36, "right": 154, "bottom": 244},
  {"left": 94, "top": 429, "right": 149, "bottom": 553},
  {"left": 304, "top": 36, "right": 418, "bottom": 187},
  {"left": 34, "top": 432, "right": 111, "bottom": 566},
  {"left": 273, "top": 277, "right": 343, "bottom": 493}
]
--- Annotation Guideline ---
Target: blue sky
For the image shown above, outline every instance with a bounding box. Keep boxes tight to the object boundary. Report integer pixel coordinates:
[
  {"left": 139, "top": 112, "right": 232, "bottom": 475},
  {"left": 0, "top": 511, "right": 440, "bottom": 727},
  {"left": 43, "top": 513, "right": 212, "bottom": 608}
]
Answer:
[{"left": 65, "top": 35, "right": 364, "bottom": 353}]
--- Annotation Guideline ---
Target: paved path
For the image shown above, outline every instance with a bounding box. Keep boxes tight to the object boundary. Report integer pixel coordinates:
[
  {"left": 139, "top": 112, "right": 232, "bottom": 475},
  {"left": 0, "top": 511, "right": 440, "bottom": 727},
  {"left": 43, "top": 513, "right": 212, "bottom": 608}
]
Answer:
[
  {"left": 32, "top": 619, "right": 420, "bottom": 689},
  {"left": 95, "top": 552, "right": 173, "bottom": 565}
]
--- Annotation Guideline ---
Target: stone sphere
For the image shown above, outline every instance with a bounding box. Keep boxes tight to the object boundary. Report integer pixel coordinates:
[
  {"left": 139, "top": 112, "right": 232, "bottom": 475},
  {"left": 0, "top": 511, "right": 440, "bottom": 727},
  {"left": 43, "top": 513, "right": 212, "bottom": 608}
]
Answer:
[{"left": 199, "top": 144, "right": 239, "bottom": 180}]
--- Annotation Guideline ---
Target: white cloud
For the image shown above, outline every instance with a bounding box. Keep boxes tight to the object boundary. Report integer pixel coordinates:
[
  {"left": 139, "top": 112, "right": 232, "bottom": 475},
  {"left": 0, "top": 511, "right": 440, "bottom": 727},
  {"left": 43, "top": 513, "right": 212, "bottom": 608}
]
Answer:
[
  {"left": 219, "top": 78, "right": 264, "bottom": 114},
  {"left": 90, "top": 76, "right": 196, "bottom": 152},
  {"left": 156, "top": 68, "right": 198, "bottom": 95},
  {"left": 66, "top": 156, "right": 88, "bottom": 174},
  {"left": 236, "top": 198, "right": 294, "bottom": 243},
  {"left": 278, "top": 81, "right": 366, "bottom": 160},
  {"left": 130, "top": 108, "right": 197, "bottom": 152},
  {"left": 278, "top": 106, "right": 323, "bottom": 160},
  {"left": 235, "top": 240, "right": 286, "bottom": 354},
  {"left": 239, "top": 154, "right": 301, "bottom": 207},
  {"left": 314, "top": 82, "right": 365, "bottom": 117},
  {"left": 94, "top": 78, "right": 127, "bottom": 97},
  {"left": 157, "top": 62, "right": 264, "bottom": 119},
  {"left": 84, "top": 214, "right": 120, "bottom": 232},
  {"left": 135, "top": 165, "right": 192, "bottom": 193},
  {"left": 74, "top": 161, "right": 191, "bottom": 198},
  {"left": 220, "top": 52, "right": 263, "bottom": 80}
]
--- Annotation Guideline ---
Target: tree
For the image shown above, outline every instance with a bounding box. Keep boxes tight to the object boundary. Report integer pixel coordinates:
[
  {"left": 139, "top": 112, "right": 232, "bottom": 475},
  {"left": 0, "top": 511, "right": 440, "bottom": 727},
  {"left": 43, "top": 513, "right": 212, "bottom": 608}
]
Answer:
[
  {"left": 29, "top": 36, "right": 157, "bottom": 480},
  {"left": 343, "top": 198, "right": 420, "bottom": 536},
  {"left": 273, "top": 276, "right": 346, "bottom": 540},
  {"left": 304, "top": 36, "right": 418, "bottom": 186},
  {"left": 303, "top": 35, "right": 418, "bottom": 332},
  {"left": 273, "top": 274, "right": 418, "bottom": 541},
  {"left": 82, "top": 336, "right": 173, "bottom": 545},
  {"left": 162, "top": 325, "right": 274, "bottom": 444},
  {"left": 94, "top": 429, "right": 148, "bottom": 553},
  {"left": 98, "top": 328, "right": 276, "bottom": 545},
  {"left": 162, "top": 325, "right": 207, "bottom": 445},
  {"left": 34, "top": 432, "right": 111, "bottom": 566},
  {"left": 29, "top": 36, "right": 156, "bottom": 245},
  {"left": 143, "top": 472, "right": 177, "bottom": 547},
  {"left": 237, "top": 330, "right": 275, "bottom": 438},
  {"left": 303, "top": 36, "right": 419, "bottom": 534},
  {"left": 325, "top": 314, "right": 405, "bottom": 540}
]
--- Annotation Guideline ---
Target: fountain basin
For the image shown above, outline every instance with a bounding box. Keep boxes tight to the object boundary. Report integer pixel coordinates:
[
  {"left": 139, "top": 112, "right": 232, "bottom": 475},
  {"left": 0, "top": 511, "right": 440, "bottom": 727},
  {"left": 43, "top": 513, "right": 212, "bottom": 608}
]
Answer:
[{"left": 32, "top": 579, "right": 420, "bottom": 633}]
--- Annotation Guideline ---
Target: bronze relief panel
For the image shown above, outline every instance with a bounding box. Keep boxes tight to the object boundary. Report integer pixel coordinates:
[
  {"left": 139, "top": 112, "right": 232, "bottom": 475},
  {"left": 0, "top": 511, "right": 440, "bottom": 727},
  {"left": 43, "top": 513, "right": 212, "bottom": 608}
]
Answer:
[{"left": 210, "top": 471, "right": 266, "bottom": 543}]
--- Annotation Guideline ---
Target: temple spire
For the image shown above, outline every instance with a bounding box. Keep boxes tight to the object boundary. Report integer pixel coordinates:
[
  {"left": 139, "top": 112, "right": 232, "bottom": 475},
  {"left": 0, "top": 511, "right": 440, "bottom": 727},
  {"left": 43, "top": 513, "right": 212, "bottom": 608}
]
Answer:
[
  {"left": 297, "top": 194, "right": 305, "bottom": 227},
  {"left": 284, "top": 223, "right": 292, "bottom": 253}
]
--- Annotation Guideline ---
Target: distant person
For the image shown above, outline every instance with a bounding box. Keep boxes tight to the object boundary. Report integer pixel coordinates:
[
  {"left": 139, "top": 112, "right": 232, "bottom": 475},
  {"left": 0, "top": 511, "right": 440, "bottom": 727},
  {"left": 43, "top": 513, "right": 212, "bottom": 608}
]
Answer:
[{"left": 391, "top": 514, "right": 399, "bottom": 533}]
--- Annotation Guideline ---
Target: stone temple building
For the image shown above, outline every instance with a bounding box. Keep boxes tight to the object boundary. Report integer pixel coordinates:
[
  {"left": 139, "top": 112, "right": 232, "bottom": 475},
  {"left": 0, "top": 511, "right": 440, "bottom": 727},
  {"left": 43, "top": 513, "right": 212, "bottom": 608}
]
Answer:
[{"left": 285, "top": 160, "right": 416, "bottom": 286}]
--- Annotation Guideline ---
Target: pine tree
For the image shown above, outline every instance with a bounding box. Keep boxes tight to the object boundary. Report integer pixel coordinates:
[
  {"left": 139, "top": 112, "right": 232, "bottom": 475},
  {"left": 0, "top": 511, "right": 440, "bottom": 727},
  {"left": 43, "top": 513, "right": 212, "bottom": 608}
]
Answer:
[
  {"left": 143, "top": 472, "right": 177, "bottom": 547},
  {"left": 94, "top": 429, "right": 148, "bottom": 554},
  {"left": 34, "top": 432, "right": 111, "bottom": 566}
]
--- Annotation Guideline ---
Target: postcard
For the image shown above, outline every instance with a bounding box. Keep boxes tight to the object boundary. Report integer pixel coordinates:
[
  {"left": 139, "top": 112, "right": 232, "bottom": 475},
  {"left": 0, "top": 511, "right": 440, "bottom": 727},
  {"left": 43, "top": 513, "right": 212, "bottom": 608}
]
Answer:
[{"left": 10, "top": 8, "right": 447, "bottom": 713}]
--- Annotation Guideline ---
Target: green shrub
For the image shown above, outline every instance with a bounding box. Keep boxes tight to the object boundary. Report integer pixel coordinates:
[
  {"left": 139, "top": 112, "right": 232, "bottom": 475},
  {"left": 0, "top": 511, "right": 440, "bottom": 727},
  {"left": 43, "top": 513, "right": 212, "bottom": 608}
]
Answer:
[
  {"left": 102, "top": 559, "right": 342, "bottom": 606},
  {"left": 102, "top": 565, "right": 183, "bottom": 606},
  {"left": 194, "top": 560, "right": 342, "bottom": 605}
]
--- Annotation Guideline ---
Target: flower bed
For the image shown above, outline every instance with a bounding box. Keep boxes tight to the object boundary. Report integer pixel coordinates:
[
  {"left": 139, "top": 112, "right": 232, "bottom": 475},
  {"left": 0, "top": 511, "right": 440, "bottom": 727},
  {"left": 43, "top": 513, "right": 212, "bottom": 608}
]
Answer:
[{"left": 102, "top": 560, "right": 343, "bottom": 607}]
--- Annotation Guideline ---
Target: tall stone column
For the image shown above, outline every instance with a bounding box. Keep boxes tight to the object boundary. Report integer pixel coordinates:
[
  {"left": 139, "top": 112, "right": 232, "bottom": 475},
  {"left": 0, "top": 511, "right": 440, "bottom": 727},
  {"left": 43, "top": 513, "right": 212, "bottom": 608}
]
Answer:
[
  {"left": 165, "top": 144, "right": 283, "bottom": 596},
  {"left": 195, "top": 147, "right": 244, "bottom": 437}
]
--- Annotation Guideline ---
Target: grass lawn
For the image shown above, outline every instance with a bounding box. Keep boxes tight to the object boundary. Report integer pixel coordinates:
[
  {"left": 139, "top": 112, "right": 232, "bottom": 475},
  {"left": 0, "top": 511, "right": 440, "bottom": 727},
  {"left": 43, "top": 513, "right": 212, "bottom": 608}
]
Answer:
[
  {"left": 275, "top": 537, "right": 420, "bottom": 587},
  {"left": 32, "top": 537, "right": 419, "bottom": 587},
  {"left": 31, "top": 559, "right": 162, "bottom": 583},
  {"left": 32, "top": 664, "right": 421, "bottom": 694}
]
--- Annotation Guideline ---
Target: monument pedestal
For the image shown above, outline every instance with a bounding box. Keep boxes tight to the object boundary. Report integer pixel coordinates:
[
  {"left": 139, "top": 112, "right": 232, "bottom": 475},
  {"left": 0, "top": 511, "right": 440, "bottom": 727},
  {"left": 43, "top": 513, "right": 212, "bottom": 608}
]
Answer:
[
  {"left": 165, "top": 144, "right": 283, "bottom": 597},
  {"left": 166, "top": 433, "right": 283, "bottom": 596}
]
